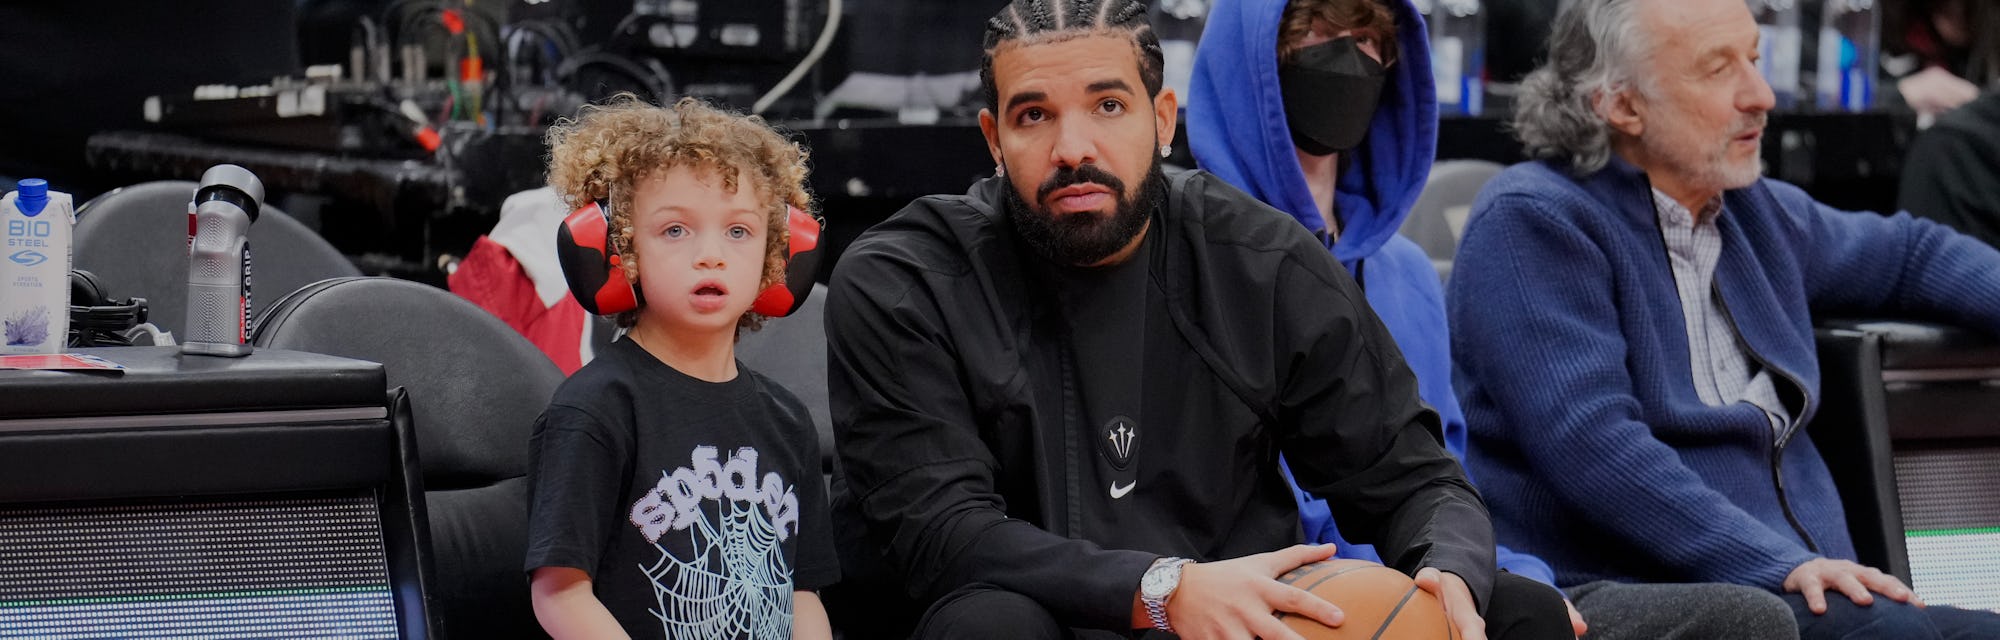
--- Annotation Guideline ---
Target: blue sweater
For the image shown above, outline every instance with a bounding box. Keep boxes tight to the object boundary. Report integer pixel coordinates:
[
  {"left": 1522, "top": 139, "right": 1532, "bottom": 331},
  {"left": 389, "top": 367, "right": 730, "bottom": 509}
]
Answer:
[
  {"left": 1189, "top": 0, "right": 1554, "bottom": 584},
  {"left": 1450, "top": 158, "right": 2000, "bottom": 590}
]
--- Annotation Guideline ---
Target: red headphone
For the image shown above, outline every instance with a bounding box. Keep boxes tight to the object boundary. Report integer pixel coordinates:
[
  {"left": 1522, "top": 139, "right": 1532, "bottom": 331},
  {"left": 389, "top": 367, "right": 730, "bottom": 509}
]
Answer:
[{"left": 555, "top": 198, "right": 823, "bottom": 318}]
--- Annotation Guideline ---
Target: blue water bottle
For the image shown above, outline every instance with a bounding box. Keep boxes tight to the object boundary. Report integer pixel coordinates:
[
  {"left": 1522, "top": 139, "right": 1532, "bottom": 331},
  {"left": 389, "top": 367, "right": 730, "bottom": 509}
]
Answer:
[
  {"left": 1419, "top": 0, "right": 1486, "bottom": 116},
  {"left": 1751, "top": 0, "right": 1804, "bottom": 110},
  {"left": 1815, "top": 0, "right": 1879, "bottom": 111}
]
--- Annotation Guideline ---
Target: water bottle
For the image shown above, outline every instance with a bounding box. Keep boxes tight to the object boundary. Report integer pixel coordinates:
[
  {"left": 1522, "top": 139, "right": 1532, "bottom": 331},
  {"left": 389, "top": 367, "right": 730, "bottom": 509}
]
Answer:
[
  {"left": 1816, "top": 0, "right": 1879, "bottom": 111},
  {"left": 1419, "top": 0, "right": 1486, "bottom": 116},
  {"left": 2, "top": 179, "right": 74, "bottom": 354},
  {"left": 182, "top": 165, "right": 263, "bottom": 357},
  {"left": 1153, "top": 0, "right": 1208, "bottom": 114},
  {"left": 1750, "top": 0, "right": 1804, "bottom": 109}
]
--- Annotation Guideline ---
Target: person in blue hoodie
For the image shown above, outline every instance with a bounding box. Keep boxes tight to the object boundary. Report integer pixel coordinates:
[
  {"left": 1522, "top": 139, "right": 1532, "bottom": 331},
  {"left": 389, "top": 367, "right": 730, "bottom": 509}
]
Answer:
[{"left": 1188, "top": 0, "right": 1802, "bottom": 638}]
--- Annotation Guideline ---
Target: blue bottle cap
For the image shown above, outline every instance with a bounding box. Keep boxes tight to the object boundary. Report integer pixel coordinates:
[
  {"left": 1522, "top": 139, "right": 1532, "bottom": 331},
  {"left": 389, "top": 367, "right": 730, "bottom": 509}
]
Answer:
[{"left": 15, "top": 178, "right": 48, "bottom": 217}]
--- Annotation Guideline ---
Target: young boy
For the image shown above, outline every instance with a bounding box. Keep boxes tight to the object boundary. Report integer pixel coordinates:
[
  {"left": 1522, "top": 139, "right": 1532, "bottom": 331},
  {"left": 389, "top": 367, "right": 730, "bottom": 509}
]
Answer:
[{"left": 524, "top": 95, "right": 837, "bottom": 640}]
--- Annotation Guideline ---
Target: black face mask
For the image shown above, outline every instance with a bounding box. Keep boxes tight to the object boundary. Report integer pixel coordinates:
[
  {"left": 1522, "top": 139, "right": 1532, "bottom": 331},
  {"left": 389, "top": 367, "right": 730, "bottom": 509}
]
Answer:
[{"left": 1278, "top": 37, "right": 1387, "bottom": 156}]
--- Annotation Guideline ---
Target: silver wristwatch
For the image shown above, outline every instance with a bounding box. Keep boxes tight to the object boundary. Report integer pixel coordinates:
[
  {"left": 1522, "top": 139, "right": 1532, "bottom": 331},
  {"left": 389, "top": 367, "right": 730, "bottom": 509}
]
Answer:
[{"left": 1139, "top": 557, "right": 1193, "bottom": 632}]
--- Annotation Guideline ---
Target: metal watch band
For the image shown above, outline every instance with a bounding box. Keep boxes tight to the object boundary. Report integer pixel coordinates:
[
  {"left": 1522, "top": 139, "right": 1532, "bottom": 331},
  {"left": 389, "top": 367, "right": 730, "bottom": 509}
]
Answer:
[
  {"left": 1147, "top": 597, "right": 1174, "bottom": 633},
  {"left": 1144, "top": 557, "right": 1191, "bottom": 633}
]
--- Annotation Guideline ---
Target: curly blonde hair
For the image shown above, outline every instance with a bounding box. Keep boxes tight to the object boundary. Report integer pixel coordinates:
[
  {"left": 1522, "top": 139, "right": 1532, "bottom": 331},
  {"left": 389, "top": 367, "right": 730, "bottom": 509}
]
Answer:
[
  {"left": 545, "top": 94, "right": 813, "bottom": 331},
  {"left": 1277, "top": 0, "right": 1398, "bottom": 68}
]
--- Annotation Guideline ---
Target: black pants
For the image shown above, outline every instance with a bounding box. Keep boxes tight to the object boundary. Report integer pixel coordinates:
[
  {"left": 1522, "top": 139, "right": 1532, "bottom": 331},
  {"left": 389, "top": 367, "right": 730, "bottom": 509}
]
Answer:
[
  {"left": 912, "top": 571, "right": 1573, "bottom": 640},
  {"left": 1784, "top": 593, "right": 2000, "bottom": 640}
]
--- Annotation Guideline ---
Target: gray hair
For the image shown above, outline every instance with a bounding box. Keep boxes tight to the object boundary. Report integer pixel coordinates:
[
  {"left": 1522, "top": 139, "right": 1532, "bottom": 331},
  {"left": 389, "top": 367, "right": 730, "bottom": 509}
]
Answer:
[{"left": 1512, "top": 0, "right": 1655, "bottom": 174}]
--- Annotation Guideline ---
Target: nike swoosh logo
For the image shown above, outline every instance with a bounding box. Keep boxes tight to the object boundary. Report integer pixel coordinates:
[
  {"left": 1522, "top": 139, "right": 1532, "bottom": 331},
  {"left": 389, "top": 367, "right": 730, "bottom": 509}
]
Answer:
[{"left": 1109, "top": 481, "right": 1135, "bottom": 499}]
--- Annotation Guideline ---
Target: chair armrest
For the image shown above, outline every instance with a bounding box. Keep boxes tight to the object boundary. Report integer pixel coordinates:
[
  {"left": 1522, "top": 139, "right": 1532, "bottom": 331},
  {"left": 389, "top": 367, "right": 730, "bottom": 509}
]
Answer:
[{"left": 1812, "top": 327, "right": 1912, "bottom": 583}]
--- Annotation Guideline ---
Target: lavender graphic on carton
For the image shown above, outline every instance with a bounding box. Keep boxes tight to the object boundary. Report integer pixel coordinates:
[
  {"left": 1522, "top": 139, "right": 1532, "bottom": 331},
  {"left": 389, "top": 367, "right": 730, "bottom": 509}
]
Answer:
[{"left": 5, "top": 305, "right": 50, "bottom": 346}]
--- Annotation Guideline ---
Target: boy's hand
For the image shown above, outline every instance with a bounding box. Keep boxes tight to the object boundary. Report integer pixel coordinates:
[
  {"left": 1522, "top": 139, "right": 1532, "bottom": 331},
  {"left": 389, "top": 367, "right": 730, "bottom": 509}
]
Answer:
[{"left": 530, "top": 566, "right": 632, "bottom": 640}]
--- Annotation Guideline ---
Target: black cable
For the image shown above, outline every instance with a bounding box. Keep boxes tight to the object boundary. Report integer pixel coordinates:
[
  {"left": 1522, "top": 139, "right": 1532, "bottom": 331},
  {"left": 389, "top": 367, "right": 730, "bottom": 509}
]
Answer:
[
  {"left": 506, "top": 25, "right": 562, "bottom": 86},
  {"left": 555, "top": 49, "right": 676, "bottom": 103},
  {"left": 383, "top": 0, "right": 447, "bottom": 48},
  {"left": 519, "top": 20, "right": 580, "bottom": 57},
  {"left": 66, "top": 270, "right": 148, "bottom": 348}
]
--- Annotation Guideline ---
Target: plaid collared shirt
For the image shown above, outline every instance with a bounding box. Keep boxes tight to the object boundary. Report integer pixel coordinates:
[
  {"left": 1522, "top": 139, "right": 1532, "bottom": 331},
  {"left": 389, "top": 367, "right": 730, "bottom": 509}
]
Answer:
[{"left": 1652, "top": 188, "right": 1792, "bottom": 436}]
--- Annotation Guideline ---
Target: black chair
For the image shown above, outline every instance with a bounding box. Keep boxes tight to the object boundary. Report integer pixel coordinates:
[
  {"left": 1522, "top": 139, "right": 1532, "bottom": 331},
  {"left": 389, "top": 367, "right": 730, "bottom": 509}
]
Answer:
[
  {"left": 1399, "top": 159, "right": 1504, "bottom": 284},
  {"left": 737, "top": 283, "right": 835, "bottom": 475},
  {"left": 1812, "top": 326, "right": 1910, "bottom": 581},
  {"left": 253, "top": 277, "right": 559, "bottom": 640},
  {"left": 755, "top": 283, "right": 926, "bottom": 637},
  {"left": 1814, "top": 318, "right": 2000, "bottom": 607},
  {"left": 74, "top": 180, "right": 360, "bottom": 337}
]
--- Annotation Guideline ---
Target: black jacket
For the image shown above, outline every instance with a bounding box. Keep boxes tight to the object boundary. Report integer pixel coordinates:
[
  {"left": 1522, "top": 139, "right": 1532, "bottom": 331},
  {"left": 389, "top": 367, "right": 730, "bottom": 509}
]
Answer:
[
  {"left": 827, "top": 170, "right": 1495, "bottom": 631},
  {"left": 1902, "top": 90, "right": 2000, "bottom": 248}
]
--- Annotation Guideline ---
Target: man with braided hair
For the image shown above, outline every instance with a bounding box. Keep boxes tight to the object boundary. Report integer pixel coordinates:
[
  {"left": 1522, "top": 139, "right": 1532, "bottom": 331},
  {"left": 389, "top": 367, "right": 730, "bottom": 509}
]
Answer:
[{"left": 827, "top": 1, "right": 1560, "bottom": 638}]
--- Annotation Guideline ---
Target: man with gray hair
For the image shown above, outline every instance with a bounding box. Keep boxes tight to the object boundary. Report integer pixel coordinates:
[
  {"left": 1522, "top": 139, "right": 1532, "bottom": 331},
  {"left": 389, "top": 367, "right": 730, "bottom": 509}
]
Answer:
[{"left": 1448, "top": 0, "right": 2000, "bottom": 638}]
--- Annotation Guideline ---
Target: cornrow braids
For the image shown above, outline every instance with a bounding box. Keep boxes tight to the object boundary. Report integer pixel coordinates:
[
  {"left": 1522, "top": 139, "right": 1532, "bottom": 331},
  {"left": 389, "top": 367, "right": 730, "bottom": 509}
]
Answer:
[{"left": 979, "top": 0, "right": 1164, "bottom": 113}]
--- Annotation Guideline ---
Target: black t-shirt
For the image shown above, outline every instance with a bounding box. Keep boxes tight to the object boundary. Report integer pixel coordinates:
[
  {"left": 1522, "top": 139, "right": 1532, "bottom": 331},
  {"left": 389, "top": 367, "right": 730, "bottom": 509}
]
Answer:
[
  {"left": 525, "top": 337, "right": 839, "bottom": 639},
  {"left": 1033, "top": 230, "right": 1154, "bottom": 533}
]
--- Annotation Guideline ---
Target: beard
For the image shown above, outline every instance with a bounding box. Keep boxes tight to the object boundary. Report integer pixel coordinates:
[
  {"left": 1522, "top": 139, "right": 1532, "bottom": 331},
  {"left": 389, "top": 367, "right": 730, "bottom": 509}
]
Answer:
[
  {"left": 1002, "top": 155, "right": 1168, "bottom": 266},
  {"left": 1647, "top": 110, "right": 1768, "bottom": 195}
]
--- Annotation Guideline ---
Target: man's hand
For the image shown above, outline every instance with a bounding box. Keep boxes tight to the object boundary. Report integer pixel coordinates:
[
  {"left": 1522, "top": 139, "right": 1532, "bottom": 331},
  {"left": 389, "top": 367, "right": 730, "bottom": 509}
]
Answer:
[
  {"left": 1158, "top": 544, "right": 1346, "bottom": 640},
  {"left": 1414, "top": 568, "right": 1486, "bottom": 640},
  {"left": 1566, "top": 598, "right": 1588, "bottom": 637},
  {"left": 1898, "top": 66, "right": 1980, "bottom": 117},
  {"left": 1783, "top": 558, "right": 1924, "bottom": 615}
]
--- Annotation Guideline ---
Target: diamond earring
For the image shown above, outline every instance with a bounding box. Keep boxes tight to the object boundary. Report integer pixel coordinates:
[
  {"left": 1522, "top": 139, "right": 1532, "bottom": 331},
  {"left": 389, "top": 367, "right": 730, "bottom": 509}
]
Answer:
[{"left": 1159, "top": 144, "right": 1172, "bottom": 159}]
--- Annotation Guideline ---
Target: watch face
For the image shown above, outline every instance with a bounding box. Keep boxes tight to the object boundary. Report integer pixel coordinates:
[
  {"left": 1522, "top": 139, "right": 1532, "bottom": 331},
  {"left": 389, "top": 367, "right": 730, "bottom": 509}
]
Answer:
[{"left": 1141, "top": 563, "right": 1176, "bottom": 598}]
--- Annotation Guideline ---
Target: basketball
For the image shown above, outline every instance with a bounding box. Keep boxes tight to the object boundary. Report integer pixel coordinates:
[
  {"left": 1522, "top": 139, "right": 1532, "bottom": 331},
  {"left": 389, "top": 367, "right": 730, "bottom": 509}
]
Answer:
[{"left": 1273, "top": 559, "right": 1455, "bottom": 639}]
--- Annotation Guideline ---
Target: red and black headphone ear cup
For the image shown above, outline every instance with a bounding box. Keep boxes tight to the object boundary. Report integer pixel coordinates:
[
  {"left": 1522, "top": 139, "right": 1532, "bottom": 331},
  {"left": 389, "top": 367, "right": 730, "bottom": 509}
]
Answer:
[
  {"left": 751, "top": 206, "right": 825, "bottom": 318},
  {"left": 556, "top": 201, "right": 641, "bottom": 316}
]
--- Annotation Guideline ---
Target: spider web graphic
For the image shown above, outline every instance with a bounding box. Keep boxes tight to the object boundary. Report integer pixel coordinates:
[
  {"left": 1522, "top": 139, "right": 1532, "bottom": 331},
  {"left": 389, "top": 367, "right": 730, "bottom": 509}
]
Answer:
[{"left": 642, "top": 487, "right": 794, "bottom": 639}]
